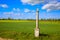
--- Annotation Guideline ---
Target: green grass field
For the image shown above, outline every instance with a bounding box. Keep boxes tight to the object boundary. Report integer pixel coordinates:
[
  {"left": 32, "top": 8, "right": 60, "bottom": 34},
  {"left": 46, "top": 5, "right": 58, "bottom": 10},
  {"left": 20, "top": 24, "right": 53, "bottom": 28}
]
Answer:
[{"left": 0, "top": 20, "right": 60, "bottom": 40}]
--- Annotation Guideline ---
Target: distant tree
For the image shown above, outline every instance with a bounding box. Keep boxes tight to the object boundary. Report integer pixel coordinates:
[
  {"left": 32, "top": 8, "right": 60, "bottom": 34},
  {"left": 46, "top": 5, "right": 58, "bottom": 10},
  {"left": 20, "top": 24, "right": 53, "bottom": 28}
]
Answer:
[
  {"left": 8, "top": 17, "right": 11, "bottom": 20},
  {"left": 2, "top": 18, "right": 6, "bottom": 20}
]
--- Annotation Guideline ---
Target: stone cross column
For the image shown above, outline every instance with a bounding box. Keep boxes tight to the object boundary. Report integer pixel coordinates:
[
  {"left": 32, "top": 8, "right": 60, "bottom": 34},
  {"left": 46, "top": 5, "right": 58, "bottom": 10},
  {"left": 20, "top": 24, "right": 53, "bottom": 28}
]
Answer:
[{"left": 35, "top": 8, "right": 40, "bottom": 37}]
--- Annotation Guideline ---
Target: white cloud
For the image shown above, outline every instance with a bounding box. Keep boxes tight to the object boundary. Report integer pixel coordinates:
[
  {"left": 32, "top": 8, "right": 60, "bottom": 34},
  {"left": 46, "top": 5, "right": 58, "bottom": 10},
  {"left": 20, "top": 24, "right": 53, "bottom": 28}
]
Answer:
[
  {"left": 21, "top": 0, "right": 44, "bottom": 5},
  {"left": 0, "top": 4, "right": 8, "bottom": 8},
  {"left": 24, "top": 9, "right": 30, "bottom": 13},
  {"left": 13, "top": 8, "right": 16, "bottom": 11},
  {"left": 42, "top": 1, "right": 60, "bottom": 12},
  {"left": 24, "top": 8, "right": 35, "bottom": 13},
  {"left": 3, "top": 11, "right": 13, "bottom": 15},
  {"left": 3, "top": 11, "right": 21, "bottom": 16},
  {"left": 13, "top": 8, "right": 20, "bottom": 11},
  {"left": 32, "top": 10, "right": 35, "bottom": 12},
  {"left": 21, "top": 0, "right": 58, "bottom": 5},
  {"left": 3, "top": 8, "right": 21, "bottom": 16},
  {"left": 14, "top": 13, "right": 20, "bottom": 16}
]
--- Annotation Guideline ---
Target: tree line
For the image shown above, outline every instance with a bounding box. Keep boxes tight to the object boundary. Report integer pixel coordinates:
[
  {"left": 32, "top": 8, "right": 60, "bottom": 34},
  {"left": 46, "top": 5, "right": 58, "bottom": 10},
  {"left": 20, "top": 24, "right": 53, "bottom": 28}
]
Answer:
[{"left": 0, "top": 18, "right": 60, "bottom": 21}]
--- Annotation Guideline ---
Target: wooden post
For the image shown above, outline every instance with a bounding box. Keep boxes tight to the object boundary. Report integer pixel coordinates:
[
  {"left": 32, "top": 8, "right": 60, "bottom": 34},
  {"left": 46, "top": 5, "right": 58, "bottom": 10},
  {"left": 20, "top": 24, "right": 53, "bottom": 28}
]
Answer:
[{"left": 35, "top": 8, "right": 40, "bottom": 37}]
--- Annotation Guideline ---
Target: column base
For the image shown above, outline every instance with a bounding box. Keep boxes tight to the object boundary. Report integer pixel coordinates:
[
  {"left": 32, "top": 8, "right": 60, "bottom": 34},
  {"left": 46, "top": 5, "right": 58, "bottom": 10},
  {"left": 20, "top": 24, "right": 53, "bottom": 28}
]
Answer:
[{"left": 34, "top": 28, "right": 40, "bottom": 37}]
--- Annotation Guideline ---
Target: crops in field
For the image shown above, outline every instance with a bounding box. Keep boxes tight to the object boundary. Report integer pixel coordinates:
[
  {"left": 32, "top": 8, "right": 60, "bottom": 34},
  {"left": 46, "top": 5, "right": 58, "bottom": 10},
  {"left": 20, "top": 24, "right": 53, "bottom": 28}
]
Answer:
[{"left": 0, "top": 20, "right": 60, "bottom": 40}]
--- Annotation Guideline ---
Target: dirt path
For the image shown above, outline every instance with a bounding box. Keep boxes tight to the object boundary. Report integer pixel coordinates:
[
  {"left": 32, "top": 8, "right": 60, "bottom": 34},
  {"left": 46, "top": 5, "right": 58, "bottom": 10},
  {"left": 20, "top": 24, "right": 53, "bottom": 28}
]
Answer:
[{"left": 0, "top": 37, "right": 13, "bottom": 40}]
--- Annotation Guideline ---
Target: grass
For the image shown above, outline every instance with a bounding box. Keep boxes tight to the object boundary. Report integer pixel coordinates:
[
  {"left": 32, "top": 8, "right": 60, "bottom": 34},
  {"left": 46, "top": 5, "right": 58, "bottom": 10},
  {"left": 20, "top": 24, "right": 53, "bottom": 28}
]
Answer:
[{"left": 0, "top": 20, "right": 60, "bottom": 40}]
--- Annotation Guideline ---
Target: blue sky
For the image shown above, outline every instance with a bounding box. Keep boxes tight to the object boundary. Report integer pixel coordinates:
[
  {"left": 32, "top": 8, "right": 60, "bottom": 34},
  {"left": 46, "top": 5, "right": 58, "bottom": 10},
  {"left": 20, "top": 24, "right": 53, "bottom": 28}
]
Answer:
[{"left": 0, "top": 0, "right": 60, "bottom": 19}]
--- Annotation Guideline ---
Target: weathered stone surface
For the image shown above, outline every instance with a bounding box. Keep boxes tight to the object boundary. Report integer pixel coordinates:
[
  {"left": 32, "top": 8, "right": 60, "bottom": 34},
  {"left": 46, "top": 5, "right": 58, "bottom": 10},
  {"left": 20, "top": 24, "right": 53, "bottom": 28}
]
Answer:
[
  {"left": 35, "top": 8, "right": 40, "bottom": 37},
  {"left": 35, "top": 28, "right": 39, "bottom": 37}
]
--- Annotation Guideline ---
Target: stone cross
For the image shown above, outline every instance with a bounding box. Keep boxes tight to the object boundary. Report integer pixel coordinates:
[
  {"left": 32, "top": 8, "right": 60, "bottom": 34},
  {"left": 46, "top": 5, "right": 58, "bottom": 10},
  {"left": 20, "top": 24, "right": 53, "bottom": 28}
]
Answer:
[{"left": 35, "top": 8, "right": 40, "bottom": 37}]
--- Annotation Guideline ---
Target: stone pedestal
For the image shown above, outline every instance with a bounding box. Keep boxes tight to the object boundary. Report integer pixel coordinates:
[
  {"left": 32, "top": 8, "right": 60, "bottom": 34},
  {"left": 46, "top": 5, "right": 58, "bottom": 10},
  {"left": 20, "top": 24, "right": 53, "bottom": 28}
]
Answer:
[{"left": 35, "top": 28, "right": 39, "bottom": 37}]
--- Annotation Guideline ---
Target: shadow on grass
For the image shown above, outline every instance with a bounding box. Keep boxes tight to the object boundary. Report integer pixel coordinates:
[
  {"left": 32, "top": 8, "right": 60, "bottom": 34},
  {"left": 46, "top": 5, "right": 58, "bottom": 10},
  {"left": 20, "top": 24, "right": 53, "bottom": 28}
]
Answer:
[
  {"left": 39, "top": 33, "right": 50, "bottom": 40},
  {"left": 39, "top": 33, "right": 49, "bottom": 37},
  {"left": 34, "top": 33, "right": 50, "bottom": 40}
]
